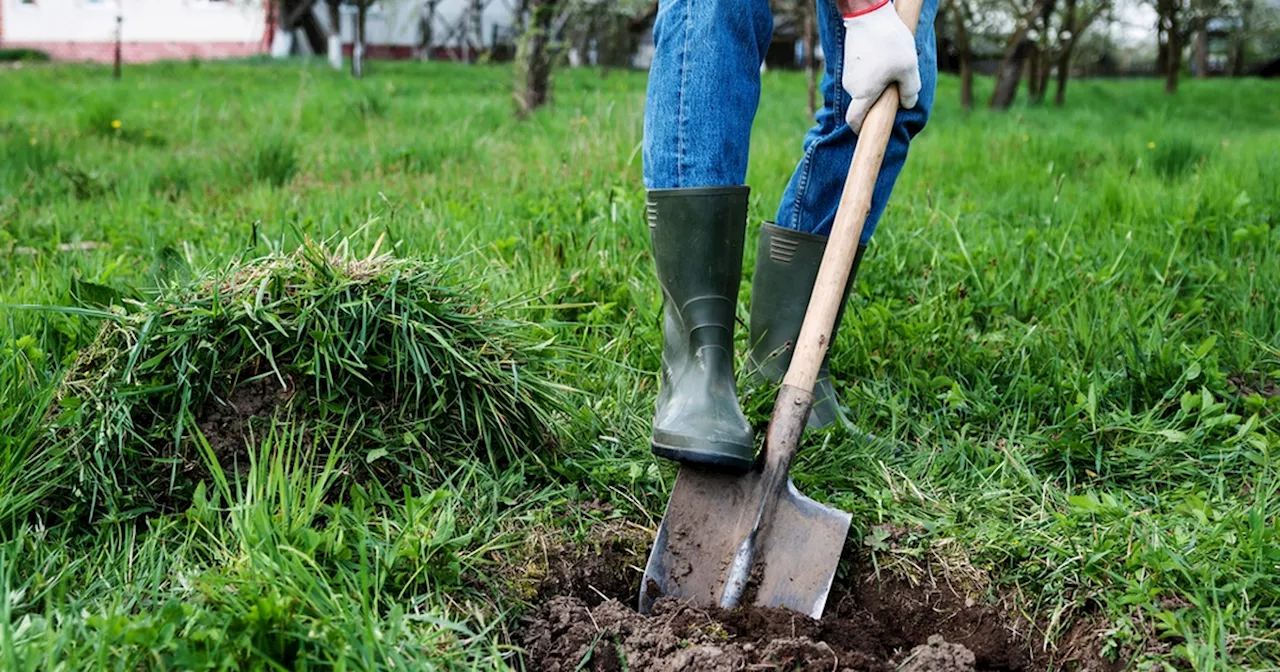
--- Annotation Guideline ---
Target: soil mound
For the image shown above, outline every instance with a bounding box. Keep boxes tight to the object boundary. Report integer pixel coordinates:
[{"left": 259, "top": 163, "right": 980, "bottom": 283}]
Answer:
[
  {"left": 516, "top": 531, "right": 1034, "bottom": 671},
  {"left": 521, "top": 595, "right": 981, "bottom": 672}
]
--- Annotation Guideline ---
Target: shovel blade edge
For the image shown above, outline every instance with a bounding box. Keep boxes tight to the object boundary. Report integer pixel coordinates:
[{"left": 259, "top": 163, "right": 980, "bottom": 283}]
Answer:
[{"left": 749, "top": 480, "right": 851, "bottom": 619}]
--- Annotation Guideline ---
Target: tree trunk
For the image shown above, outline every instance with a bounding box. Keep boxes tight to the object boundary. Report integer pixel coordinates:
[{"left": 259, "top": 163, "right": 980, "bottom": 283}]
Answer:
[
  {"left": 516, "top": 0, "right": 558, "bottom": 117},
  {"left": 1054, "top": 47, "right": 1071, "bottom": 104},
  {"left": 1053, "top": 0, "right": 1075, "bottom": 106},
  {"left": 1039, "top": 56, "right": 1053, "bottom": 101},
  {"left": 1155, "top": 0, "right": 1181, "bottom": 92},
  {"left": 989, "top": 38, "right": 1036, "bottom": 108},
  {"left": 1229, "top": 37, "right": 1245, "bottom": 76},
  {"left": 1027, "top": 0, "right": 1053, "bottom": 105},
  {"left": 1229, "top": 0, "right": 1253, "bottom": 76},
  {"left": 958, "top": 56, "right": 973, "bottom": 109},
  {"left": 113, "top": 14, "right": 123, "bottom": 80},
  {"left": 326, "top": 0, "right": 343, "bottom": 69},
  {"left": 950, "top": 0, "right": 974, "bottom": 109},
  {"left": 1030, "top": 45, "right": 1054, "bottom": 103},
  {"left": 1054, "top": 0, "right": 1102, "bottom": 106},
  {"left": 1156, "top": 30, "right": 1168, "bottom": 74},
  {"left": 1193, "top": 21, "right": 1209, "bottom": 77},
  {"left": 471, "top": 0, "right": 485, "bottom": 61},
  {"left": 352, "top": 2, "right": 367, "bottom": 78},
  {"left": 1027, "top": 46, "right": 1042, "bottom": 101},
  {"left": 803, "top": 0, "right": 817, "bottom": 117},
  {"left": 989, "top": 0, "right": 1057, "bottom": 109}
]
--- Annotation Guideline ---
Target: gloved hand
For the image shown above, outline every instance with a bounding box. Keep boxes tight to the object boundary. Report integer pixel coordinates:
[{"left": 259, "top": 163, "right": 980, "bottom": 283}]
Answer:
[{"left": 841, "top": 0, "right": 921, "bottom": 132}]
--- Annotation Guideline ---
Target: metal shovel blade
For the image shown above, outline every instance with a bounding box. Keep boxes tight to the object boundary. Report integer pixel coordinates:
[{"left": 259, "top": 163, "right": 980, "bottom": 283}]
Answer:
[{"left": 638, "top": 462, "right": 851, "bottom": 620}]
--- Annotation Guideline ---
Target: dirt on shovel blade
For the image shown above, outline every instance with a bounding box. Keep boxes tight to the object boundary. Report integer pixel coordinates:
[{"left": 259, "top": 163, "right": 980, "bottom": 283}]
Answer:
[{"left": 515, "top": 529, "right": 1045, "bottom": 672}]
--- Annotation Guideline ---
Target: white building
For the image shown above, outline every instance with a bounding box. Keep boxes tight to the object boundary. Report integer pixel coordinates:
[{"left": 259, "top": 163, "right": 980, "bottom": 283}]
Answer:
[
  {"left": 0, "top": 0, "right": 270, "bottom": 62},
  {"left": 0, "top": 0, "right": 519, "bottom": 64}
]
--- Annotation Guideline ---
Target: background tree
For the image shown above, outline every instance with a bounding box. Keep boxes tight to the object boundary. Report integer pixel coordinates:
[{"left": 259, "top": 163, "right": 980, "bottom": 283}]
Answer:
[
  {"left": 1030, "top": 0, "right": 1113, "bottom": 105},
  {"left": 513, "top": 0, "right": 649, "bottom": 117},
  {"left": 1053, "top": 0, "right": 1115, "bottom": 104},
  {"left": 1192, "top": 0, "right": 1212, "bottom": 75},
  {"left": 1226, "top": 0, "right": 1255, "bottom": 74},
  {"left": 936, "top": 0, "right": 1012, "bottom": 109},
  {"left": 560, "top": 0, "right": 644, "bottom": 75},
  {"left": 804, "top": 0, "right": 819, "bottom": 115},
  {"left": 1218, "top": 0, "right": 1280, "bottom": 75},
  {"left": 989, "top": 0, "right": 1058, "bottom": 109},
  {"left": 945, "top": 0, "right": 978, "bottom": 108},
  {"left": 1152, "top": 0, "right": 1192, "bottom": 92},
  {"left": 514, "top": 0, "right": 562, "bottom": 117}
]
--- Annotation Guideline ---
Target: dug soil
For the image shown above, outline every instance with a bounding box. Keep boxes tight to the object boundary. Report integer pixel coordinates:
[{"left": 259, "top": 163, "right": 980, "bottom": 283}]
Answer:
[
  {"left": 195, "top": 375, "right": 294, "bottom": 463},
  {"left": 516, "top": 527, "right": 1120, "bottom": 672}
]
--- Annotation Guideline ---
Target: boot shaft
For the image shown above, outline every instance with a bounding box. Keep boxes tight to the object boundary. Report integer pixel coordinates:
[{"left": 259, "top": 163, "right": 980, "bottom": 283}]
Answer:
[
  {"left": 748, "top": 222, "right": 867, "bottom": 379},
  {"left": 647, "top": 186, "right": 750, "bottom": 350},
  {"left": 645, "top": 186, "right": 755, "bottom": 474},
  {"left": 748, "top": 222, "right": 867, "bottom": 431}
]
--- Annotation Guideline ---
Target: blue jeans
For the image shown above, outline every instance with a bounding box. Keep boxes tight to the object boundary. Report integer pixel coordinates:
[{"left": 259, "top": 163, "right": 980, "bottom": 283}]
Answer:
[{"left": 642, "top": 0, "right": 939, "bottom": 242}]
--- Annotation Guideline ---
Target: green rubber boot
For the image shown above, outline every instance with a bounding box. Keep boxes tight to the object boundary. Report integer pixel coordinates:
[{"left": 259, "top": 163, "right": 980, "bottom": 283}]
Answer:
[
  {"left": 747, "top": 222, "right": 867, "bottom": 431},
  {"left": 647, "top": 186, "right": 755, "bottom": 474}
]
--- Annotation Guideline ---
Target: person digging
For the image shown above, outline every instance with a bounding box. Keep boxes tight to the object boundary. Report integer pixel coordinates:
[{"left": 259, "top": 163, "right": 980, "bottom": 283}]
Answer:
[{"left": 643, "top": 0, "right": 939, "bottom": 473}]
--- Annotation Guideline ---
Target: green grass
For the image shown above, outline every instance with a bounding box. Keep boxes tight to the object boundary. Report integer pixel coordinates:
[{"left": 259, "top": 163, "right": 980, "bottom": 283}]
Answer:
[{"left": 1, "top": 58, "right": 1278, "bottom": 670}]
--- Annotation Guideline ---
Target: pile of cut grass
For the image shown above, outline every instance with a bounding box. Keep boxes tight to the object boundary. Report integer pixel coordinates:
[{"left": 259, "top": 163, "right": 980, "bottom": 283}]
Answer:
[{"left": 37, "top": 235, "right": 575, "bottom": 520}]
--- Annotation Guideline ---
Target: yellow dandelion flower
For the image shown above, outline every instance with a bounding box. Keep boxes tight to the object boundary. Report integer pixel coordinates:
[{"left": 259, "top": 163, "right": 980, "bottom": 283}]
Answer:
[
  {"left": 1147, "top": 141, "right": 1156, "bottom": 149},
  {"left": 111, "top": 119, "right": 122, "bottom": 129},
  {"left": 30, "top": 137, "right": 38, "bottom": 146},
  {"left": 144, "top": 130, "right": 152, "bottom": 137},
  {"left": 1021, "top": 134, "right": 1029, "bottom": 142}
]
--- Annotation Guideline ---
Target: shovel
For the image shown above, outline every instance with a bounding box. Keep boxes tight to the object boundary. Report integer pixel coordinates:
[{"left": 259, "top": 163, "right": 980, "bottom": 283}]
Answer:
[{"left": 637, "top": 0, "right": 926, "bottom": 621}]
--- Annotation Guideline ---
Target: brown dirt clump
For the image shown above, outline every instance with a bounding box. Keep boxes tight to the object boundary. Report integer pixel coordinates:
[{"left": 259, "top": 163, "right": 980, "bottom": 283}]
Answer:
[
  {"left": 1228, "top": 372, "right": 1280, "bottom": 400},
  {"left": 195, "top": 376, "right": 293, "bottom": 463},
  {"left": 516, "top": 524, "right": 1042, "bottom": 672},
  {"left": 899, "top": 635, "right": 978, "bottom": 672},
  {"left": 519, "top": 594, "right": 989, "bottom": 672},
  {"left": 528, "top": 527, "right": 649, "bottom": 609},
  {"left": 1052, "top": 616, "right": 1128, "bottom": 672},
  {"left": 831, "top": 568, "right": 1033, "bottom": 670}
]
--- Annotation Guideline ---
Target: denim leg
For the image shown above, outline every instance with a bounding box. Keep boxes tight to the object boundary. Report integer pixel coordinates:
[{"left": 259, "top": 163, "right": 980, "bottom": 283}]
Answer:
[
  {"left": 774, "top": 0, "right": 938, "bottom": 241},
  {"left": 642, "top": 0, "right": 776, "bottom": 190}
]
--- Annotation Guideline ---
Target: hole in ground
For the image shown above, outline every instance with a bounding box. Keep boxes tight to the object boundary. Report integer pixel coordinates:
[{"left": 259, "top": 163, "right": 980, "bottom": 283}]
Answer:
[{"left": 515, "top": 526, "right": 1123, "bottom": 672}]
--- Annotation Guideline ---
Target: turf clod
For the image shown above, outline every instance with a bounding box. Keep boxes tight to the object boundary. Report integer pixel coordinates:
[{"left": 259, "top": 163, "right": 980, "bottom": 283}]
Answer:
[{"left": 41, "top": 236, "right": 574, "bottom": 518}]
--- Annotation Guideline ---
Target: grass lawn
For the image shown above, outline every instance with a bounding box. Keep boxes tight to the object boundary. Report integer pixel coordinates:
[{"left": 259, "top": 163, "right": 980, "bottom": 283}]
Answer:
[{"left": 2, "top": 57, "right": 1279, "bottom": 670}]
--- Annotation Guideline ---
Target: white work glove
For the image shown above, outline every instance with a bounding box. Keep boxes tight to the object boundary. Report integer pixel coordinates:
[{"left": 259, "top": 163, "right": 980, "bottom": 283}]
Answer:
[{"left": 841, "top": 0, "right": 922, "bottom": 132}]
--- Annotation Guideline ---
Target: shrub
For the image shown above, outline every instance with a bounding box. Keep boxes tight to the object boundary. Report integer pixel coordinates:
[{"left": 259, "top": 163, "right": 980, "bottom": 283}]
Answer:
[{"left": 0, "top": 48, "right": 51, "bottom": 62}]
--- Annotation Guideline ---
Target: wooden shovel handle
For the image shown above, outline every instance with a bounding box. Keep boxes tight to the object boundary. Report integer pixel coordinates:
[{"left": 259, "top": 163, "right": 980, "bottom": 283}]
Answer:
[{"left": 780, "top": 0, "right": 926, "bottom": 393}]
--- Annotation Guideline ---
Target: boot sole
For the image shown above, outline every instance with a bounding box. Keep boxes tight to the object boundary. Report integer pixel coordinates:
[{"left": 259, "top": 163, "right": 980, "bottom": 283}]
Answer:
[{"left": 651, "top": 431, "right": 756, "bottom": 475}]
